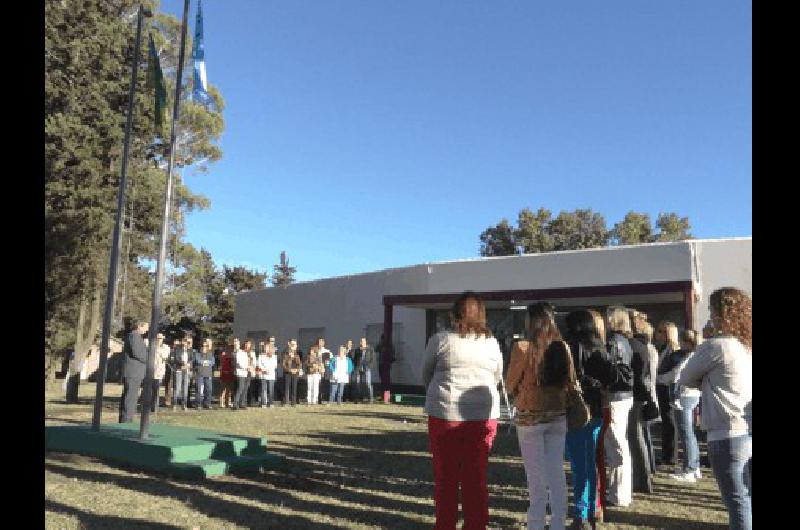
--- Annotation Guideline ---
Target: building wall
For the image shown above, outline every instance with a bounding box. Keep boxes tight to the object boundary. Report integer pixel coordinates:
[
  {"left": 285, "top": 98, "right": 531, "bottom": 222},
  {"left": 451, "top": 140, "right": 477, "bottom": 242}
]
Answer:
[
  {"left": 234, "top": 265, "right": 430, "bottom": 385},
  {"left": 692, "top": 238, "right": 752, "bottom": 331},
  {"left": 234, "top": 239, "right": 751, "bottom": 387}
]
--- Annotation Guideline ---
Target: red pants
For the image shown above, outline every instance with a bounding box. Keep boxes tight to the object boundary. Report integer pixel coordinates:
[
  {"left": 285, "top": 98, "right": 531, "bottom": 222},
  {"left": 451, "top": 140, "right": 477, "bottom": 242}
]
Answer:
[
  {"left": 596, "top": 407, "right": 611, "bottom": 514},
  {"left": 428, "top": 416, "right": 498, "bottom": 530}
]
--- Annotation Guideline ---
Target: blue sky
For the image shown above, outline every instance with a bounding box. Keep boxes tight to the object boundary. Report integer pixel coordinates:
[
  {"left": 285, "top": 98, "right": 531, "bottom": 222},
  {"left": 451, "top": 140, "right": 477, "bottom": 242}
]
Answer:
[{"left": 159, "top": 0, "right": 752, "bottom": 282}]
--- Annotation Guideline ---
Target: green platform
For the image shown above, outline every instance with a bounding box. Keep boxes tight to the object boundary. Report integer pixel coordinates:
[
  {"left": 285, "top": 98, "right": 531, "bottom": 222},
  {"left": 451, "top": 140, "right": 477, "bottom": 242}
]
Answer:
[
  {"left": 44, "top": 423, "right": 285, "bottom": 479},
  {"left": 392, "top": 393, "right": 425, "bottom": 406}
]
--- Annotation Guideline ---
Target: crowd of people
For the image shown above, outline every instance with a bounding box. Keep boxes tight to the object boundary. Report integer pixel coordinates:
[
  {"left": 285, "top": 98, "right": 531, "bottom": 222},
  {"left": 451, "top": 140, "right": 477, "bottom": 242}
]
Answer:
[
  {"left": 117, "top": 330, "right": 392, "bottom": 420},
  {"left": 114, "top": 287, "right": 751, "bottom": 530},
  {"left": 422, "top": 288, "right": 751, "bottom": 530}
]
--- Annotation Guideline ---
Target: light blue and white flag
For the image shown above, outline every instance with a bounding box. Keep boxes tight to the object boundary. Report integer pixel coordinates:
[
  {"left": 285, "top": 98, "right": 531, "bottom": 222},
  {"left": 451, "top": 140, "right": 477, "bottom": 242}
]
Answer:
[{"left": 192, "top": 0, "right": 213, "bottom": 107}]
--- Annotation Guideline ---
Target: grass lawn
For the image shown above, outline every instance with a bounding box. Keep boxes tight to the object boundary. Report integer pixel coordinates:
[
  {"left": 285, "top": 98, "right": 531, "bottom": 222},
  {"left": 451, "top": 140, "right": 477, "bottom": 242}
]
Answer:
[{"left": 45, "top": 381, "right": 728, "bottom": 529}]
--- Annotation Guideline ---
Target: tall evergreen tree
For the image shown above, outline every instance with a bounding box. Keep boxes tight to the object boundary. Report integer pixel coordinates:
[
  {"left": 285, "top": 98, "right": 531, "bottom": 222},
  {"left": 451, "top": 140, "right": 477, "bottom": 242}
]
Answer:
[
  {"left": 271, "top": 251, "right": 297, "bottom": 286},
  {"left": 45, "top": 0, "right": 225, "bottom": 380}
]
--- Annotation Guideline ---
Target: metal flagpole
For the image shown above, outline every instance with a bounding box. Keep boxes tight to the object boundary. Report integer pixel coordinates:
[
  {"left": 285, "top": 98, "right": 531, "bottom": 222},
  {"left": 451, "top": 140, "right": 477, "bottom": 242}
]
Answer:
[
  {"left": 92, "top": 4, "right": 152, "bottom": 432},
  {"left": 140, "top": 0, "right": 191, "bottom": 440}
]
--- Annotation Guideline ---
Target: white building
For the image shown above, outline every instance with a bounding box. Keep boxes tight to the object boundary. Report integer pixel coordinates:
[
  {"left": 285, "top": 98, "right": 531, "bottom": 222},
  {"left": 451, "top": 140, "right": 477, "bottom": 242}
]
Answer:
[{"left": 234, "top": 238, "right": 751, "bottom": 393}]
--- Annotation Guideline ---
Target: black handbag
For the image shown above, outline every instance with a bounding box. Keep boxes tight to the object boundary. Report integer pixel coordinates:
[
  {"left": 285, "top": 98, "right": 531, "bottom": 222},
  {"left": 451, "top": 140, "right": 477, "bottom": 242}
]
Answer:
[{"left": 642, "top": 399, "right": 660, "bottom": 422}]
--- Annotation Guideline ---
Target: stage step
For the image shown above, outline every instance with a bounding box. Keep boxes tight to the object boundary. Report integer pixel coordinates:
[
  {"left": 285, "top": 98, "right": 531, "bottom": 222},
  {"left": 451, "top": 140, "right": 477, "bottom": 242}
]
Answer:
[{"left": 45, "top": 423, "right": 283, "bottom": 478}]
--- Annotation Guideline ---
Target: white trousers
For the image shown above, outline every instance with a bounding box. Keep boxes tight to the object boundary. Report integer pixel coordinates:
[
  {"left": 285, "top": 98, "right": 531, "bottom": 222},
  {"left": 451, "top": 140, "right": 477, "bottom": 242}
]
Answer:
[
  {"left": 605, "top": 397, "right": 633, "bottom": 506},
  {"left": 306, "top": 373, "right": 321, "bottom": 404},
  {"left": 517, "top": 417, "right": 568, "bottom": 530}
]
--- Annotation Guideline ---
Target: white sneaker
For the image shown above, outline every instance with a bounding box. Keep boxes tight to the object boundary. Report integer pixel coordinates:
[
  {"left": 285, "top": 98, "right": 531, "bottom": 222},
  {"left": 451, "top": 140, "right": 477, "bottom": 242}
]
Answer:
[
  {"left": 671, "top": 471, "right": 697, "bottom": 483},
  {"left": 694, "top": 469, "right": 702, "bottom": 480}
]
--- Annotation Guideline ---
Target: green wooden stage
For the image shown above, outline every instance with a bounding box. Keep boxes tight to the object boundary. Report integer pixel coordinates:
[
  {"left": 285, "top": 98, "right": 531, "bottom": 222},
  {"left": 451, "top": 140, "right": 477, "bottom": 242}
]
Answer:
[
  {"left": 45, "top": 423, "right": 285, "bottom": 479},
  {"left": 392, "top": 393, "right": 425, "bottom": 406}
]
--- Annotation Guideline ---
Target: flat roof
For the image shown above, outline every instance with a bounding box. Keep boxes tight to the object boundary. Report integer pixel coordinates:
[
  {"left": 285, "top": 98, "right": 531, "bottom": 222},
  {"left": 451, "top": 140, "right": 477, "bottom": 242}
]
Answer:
[{"left": 236, "top": 237, "right": 751, "bottom": 297}]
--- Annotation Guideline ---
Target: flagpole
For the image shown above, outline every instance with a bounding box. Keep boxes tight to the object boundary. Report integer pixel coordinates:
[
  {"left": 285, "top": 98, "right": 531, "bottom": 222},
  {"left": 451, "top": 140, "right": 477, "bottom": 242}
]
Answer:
[
  {"left": 91, "top": 4, "right": 152, "bottom": 432},
  {"left": 140, "top": 0, "right": 191, "bottom": 440}
]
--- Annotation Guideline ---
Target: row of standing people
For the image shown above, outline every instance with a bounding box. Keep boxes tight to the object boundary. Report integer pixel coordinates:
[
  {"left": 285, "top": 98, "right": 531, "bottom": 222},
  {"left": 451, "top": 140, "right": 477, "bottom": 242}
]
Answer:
[
  {"left": 120, "top": 329, "right": 393, "bottom": 420},
  {"left": 118, "top": 331, "right": 216, "bottom": 420},
  {"left": 218, "top": 336, "right": 380, "bottom": 409},
  {"left": 422, "top": 288, "right": 751, "bottom": 530}
]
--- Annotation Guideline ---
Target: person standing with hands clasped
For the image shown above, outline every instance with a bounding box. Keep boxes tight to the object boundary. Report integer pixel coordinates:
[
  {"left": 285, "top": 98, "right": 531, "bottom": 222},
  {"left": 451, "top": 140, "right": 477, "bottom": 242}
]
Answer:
[
  {"left": 329, "top": 346, "right": 353, "bottom": 404},
  {"left": 356, "top": 337, "right": 376, "bottom": 403},
  {"left": 257, "top": 343, "right": 278, "bottom": 407},
  {"left": 506, "top": 303, "right": 576, "bottom": 530},
  {"left": 194, "top": 338, "right": 215, "bottom": 409},
  {"left": 283, "top": 339, "right": 303, "bottom": 406},
  {"left": 305, "top": 340, "right": 325, "bottom": 405},
  {"left": 422, "top": 291, "right": 503, "bottom": 530},
  {"left": 170, "top": 336, "right": 192, "bottom": 411},
  {"left": 233, "top": 338, "right": 250, "bottom": 410},
  {"left": 119, "top": 320, "right": 149, "bottom": 423}
]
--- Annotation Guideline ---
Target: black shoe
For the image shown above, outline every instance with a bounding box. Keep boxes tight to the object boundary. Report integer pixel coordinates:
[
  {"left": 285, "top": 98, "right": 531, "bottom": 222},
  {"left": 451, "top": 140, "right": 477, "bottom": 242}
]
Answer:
[{"left": 569, "top": 519, "right": 592, "bottom": 530}]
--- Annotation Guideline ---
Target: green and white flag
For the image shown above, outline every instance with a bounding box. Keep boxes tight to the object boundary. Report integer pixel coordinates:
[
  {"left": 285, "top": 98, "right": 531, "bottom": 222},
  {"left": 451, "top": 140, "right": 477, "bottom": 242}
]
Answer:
[{"left": 147, "top": 33, "right": 168, "bottom": 135}]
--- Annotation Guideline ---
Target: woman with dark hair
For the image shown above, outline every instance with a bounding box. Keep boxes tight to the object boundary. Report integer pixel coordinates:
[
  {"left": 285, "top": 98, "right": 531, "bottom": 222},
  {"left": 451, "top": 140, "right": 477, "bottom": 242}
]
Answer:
[
  {"left": 506, "top": 302, "right": 575, "bottom": 530},
  {"left": 564, "top": 309, "right": 621, "bottom": 529},
  {"left": 219, "top": 340, "right": 235, "bottom": 408},
  {"left": 422, "top": 291, "right": 503, "bottom": 530},
  {"left": 679, "top": 288, "right": 751, "bottom": 530}
]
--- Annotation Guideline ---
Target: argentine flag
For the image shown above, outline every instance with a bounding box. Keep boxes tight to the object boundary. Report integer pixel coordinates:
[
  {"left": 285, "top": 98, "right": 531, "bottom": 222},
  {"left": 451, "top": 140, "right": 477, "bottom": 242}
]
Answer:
[{"left": 192, "top": 0, "right": 213, "bottom": 107}]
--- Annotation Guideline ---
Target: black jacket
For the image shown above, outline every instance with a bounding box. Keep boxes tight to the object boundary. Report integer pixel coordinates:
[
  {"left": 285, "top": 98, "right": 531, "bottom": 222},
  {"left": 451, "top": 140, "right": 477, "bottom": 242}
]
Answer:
[
  {"left": 568, "top": 339, "right": 617, "bottom": 419},
  {"left": 629, "top": 335, "right": 654, "bottom": 403},
  {"left": 606, "top": 332, "right": 634, "bottom": 397},
  {"left": 122, "top": 329, "right": 148, "bottom": 380}
]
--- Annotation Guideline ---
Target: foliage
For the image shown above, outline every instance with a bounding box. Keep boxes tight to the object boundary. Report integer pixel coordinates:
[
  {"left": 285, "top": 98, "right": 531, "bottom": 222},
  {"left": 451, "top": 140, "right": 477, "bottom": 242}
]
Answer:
[
  {"left": 479, "top": 219, "right": 518, "bottom": 257},
  {"left": 480, "top": 208, "right": 692, "bottom": 256},
  {"left": 271, "top": 251, "right": 297, "bottom": 286},
  {"left": 45, "top": 0, "right": 225, "bottom": 376},
  {"left": 655, "top": 212, "right": 693, "bottom": 242},
  {"left": 199, "top": 265, "right": 268, "bottom": 347}
]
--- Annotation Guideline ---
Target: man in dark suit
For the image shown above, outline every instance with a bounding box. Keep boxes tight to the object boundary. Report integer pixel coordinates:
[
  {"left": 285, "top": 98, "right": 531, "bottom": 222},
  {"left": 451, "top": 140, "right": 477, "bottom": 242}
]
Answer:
[{"left": 119, "top": 320, "right": 149, "bottom": 423}]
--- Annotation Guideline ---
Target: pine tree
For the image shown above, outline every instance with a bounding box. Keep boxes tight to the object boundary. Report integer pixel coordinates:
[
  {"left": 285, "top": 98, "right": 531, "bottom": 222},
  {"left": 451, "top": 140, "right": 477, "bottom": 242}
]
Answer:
[{"left": 271, "top": 251, "right": 297, "bottom": 286}]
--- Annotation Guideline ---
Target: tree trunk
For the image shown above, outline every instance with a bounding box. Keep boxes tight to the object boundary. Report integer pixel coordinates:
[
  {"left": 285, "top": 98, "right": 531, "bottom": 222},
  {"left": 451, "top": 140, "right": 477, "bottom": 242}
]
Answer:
[{"left": 65, "top": 290, "right": 89, "bottom": 402}]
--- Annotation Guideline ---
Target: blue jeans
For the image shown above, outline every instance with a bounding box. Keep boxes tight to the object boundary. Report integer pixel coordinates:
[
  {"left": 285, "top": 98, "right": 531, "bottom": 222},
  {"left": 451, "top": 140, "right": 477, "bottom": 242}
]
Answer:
[
  {"left": 357, "top": 369, "right": 373, "bottom": 401},
  {"left": 709, "top": 435, "right": 752, "bottom": 530},
  {"left": 675, "top": 396, "right": 700, "bottom": 472},
  {"left": 261, "top": 379, "right": 275, "bottom": 405},
  {"left": 329, "top": 382, "right": 345, "bottom": 404},
  {"left": 565, "top": 417, "right": 603, "bottom": 520},
  {"left": 172, "top": 370, "right": 189, "bottom": 406},
  {"left": 196, "top": 376, "right": 212, "bottom": 408}
]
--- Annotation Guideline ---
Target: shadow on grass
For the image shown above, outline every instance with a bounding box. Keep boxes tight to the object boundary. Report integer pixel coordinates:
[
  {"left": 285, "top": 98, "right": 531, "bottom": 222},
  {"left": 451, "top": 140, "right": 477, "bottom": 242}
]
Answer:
[
  {"left": 45, "top": 459, "right": 357, "bottom": 529},
  {"left": 605, "top": 507, "right": 728, "bottom": 529},
  {"left": 45, "top": 498, "right": 183, "bottom": 529}
]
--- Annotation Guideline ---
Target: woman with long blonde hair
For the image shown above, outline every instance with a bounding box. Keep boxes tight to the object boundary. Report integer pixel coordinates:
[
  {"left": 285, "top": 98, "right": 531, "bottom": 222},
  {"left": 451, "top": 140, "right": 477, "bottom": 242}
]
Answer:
[
  {"left": 679, "top": 288, "right": 751, "bottom": 530},
  {"left": 655, "top": 320, "right": 681, "bottom": 467},
  {"left": 506, "top": 302, "right": 575, "bottom": 530}
]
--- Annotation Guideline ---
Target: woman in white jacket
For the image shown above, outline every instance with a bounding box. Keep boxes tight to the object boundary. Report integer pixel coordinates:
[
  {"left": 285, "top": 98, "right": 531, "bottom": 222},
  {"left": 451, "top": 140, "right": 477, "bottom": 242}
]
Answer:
[
  {"left": 233, "top": 339, "right": 251, "bottom": 410},
  {"left": 257, "top": 346, "right": 278, "bottom": 407}
]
